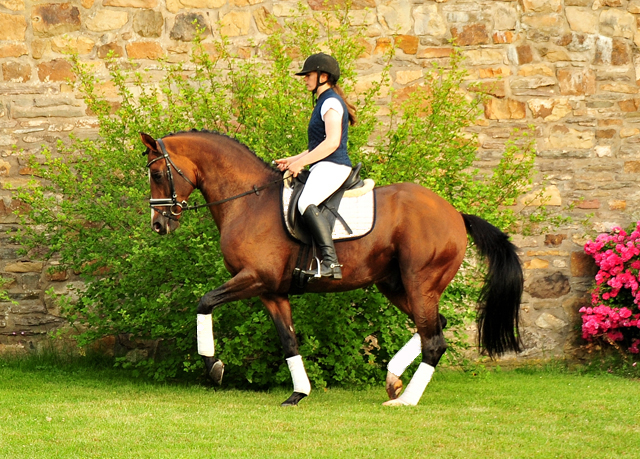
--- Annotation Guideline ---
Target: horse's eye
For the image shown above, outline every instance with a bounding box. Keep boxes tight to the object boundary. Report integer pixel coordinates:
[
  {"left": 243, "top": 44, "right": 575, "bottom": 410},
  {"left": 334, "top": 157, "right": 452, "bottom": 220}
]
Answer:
[{"left": 151, "top": 171, "right": 164, "bottom": 183}]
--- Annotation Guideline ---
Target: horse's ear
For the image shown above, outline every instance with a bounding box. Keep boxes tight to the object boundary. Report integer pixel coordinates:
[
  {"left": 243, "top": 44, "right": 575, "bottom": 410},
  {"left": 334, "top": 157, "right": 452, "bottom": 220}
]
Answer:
[{"left": 140, "top": 132, "right": 158, "bottom": 154}]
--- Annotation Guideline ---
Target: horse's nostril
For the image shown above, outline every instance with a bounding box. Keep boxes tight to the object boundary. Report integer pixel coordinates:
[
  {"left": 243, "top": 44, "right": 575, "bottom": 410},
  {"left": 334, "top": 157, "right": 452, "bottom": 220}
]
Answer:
[{"left": 153, "top": 222, "right": 163, "bottom": 233}]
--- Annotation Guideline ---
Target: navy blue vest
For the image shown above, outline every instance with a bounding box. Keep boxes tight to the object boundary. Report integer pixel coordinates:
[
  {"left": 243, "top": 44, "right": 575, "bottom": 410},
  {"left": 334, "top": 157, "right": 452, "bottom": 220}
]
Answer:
[{"left": 307, "top": 89, "right": 351, "bottom": 167}]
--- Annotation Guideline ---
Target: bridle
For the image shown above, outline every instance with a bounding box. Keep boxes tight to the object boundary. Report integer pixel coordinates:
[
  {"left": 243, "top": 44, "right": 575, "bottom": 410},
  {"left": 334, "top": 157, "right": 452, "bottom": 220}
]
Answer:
[{"left": 145, "top": 138, "right": 284, "bottom": 220}]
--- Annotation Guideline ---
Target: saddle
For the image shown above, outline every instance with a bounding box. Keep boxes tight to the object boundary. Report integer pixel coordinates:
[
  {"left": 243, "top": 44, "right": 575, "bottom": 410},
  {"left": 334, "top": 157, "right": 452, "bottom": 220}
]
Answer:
[{"left": 285, "top": 163, "right": 366, "bottom": 246}]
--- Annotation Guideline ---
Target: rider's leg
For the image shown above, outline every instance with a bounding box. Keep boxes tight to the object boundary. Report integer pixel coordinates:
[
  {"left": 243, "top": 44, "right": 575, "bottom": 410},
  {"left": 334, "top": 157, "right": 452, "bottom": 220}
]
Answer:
[{"left": 298, "top": 161, "right": 351, "bottom": 280}]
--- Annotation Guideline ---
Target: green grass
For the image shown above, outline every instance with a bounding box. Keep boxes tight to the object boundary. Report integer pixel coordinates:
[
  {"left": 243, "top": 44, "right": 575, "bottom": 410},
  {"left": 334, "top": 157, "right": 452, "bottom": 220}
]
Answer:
[{"left": 0, "top": 357, "right": 638, "bottom": 458}]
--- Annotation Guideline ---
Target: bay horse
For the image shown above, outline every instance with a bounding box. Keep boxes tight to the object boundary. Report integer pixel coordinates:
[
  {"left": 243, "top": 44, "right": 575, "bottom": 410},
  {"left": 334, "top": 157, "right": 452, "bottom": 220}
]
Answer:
[{"left": 141, "top": 130, "right": 523, "bottom": 407}]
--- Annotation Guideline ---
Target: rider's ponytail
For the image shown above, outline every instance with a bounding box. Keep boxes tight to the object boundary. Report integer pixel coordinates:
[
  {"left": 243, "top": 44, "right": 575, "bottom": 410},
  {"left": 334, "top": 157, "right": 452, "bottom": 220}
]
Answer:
[{"left": 331, "top": 84, "right": 357, "bottom": 126}]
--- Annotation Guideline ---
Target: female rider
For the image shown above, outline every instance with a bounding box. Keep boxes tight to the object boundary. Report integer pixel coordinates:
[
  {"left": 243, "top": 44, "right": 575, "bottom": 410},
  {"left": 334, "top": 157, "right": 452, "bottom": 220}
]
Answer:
[{"left": 275, "top": 53, "right": 356, "bottom": 280}]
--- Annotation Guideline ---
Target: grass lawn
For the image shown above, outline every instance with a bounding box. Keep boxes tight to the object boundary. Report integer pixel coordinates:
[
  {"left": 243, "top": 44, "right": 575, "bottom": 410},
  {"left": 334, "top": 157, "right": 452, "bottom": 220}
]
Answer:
[{"left": 0, "top": 359, "right": 637, "bottom": 459}]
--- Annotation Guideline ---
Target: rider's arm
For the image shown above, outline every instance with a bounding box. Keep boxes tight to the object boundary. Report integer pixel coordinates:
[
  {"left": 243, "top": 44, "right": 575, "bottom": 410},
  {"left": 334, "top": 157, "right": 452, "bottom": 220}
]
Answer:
[{"left": 285, "top": 109, "right": 342, "bottom": 175}]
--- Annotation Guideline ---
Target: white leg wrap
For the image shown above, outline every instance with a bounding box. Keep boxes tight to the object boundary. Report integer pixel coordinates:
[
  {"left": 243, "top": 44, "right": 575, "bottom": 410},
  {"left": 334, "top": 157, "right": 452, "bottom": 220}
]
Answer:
[
  {"left": 396, "top": 362, "right": 435, "bottom": 406},
  {"left": 286, "top": 355, "right": 311, "bottom": 395},
  {"left": 387, "top": 333, "right": 422, "bottom": 377},
  {"left": 197, "top": 314, "right": 215, "bottom": 357}
]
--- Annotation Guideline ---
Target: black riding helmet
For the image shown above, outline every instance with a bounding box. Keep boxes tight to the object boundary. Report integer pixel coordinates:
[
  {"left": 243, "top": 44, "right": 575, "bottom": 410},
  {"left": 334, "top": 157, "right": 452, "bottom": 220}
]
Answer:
[{"left": 296, "top": 53, "right": 340, "bottom": 93}]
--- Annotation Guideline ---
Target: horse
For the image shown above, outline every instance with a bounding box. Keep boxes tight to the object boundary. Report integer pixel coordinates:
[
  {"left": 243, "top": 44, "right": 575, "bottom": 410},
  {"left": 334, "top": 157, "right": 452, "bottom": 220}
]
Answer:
[{"left": 141, "top": 130, "right": 523, "bottom": 407}]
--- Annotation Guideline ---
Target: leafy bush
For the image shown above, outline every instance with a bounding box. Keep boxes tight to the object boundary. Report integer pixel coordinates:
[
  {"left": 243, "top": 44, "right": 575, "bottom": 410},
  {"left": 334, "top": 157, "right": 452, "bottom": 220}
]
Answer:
[
  {"left": 15, "top": 8, "right": 538, "bottom": 385},
  {"left": 580, "top": 223, "right": 640, "bottom": 355}
]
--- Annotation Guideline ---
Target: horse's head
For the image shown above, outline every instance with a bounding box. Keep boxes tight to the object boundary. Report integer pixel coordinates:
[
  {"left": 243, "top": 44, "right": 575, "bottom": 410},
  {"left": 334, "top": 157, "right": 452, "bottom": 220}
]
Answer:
[{"left": 141, "top": 132, "right": 197, "bottom": 235}]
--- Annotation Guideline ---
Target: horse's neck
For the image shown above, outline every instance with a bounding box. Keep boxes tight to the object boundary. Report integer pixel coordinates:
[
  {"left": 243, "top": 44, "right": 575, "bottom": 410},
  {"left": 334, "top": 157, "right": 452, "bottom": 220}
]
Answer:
[{"left": 195, "top": 140, "right": 276, "bottom": 226}]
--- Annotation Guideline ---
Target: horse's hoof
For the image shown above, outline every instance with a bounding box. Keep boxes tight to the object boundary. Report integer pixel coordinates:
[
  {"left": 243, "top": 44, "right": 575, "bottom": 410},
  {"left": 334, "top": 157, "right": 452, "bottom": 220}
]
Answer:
[
  {"left": 382, "top": 398, "right": 410, "bottom": 407},
  {"left": 385, "top": 371, "right": 403, "bottom": 400},
  {"left": 281, "top": 392, "right": 307, "bottom": 407},
  {"left": 204, "top": 357, "right": 224, "bottom": 385}
]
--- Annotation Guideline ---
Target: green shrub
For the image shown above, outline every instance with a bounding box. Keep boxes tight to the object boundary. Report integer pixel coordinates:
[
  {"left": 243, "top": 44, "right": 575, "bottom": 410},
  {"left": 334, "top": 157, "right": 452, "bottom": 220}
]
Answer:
[{"left": 15, "top": 8, "right": 538, "bottom": 386}]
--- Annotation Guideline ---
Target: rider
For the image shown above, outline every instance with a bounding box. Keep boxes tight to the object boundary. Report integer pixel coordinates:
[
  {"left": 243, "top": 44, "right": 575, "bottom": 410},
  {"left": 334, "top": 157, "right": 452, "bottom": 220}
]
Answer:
[{"left": 275, "top": 53, "right": 357, "bottom": 280}]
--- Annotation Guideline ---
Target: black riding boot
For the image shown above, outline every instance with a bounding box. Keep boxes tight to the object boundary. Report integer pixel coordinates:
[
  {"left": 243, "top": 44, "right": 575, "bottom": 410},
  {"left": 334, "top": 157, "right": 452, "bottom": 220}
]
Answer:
[{"left": 302, "top": 205, "right": 342, "bottom": 280}]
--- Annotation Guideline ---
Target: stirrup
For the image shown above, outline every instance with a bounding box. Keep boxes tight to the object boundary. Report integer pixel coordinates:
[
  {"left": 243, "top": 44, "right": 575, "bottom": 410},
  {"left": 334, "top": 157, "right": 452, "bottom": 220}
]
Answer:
[{"left": 304, "top": 261, "right": 342, "bottom": 280}]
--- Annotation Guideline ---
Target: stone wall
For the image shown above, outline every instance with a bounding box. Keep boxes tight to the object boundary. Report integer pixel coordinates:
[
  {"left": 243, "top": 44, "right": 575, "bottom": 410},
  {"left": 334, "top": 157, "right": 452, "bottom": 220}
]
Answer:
[{"left": 1, "top": 0, "right": 638, "bottom": 358}]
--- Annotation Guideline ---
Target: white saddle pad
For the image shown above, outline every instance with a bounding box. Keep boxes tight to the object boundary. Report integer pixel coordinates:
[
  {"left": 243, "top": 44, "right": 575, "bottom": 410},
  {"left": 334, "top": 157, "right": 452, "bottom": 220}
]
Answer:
[{"left": 282, "top": 179, "right": 376, "bottom": 240}]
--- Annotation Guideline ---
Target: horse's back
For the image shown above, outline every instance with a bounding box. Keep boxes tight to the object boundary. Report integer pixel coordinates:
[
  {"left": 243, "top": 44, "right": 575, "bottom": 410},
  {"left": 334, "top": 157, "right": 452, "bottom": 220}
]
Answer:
[{"left": 373, "top": 182, "right": 467, "bottom": 267}]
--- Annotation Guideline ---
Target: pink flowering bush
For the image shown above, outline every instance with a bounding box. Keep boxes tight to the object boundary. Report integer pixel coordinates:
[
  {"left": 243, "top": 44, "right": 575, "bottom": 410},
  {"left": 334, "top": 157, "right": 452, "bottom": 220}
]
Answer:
[{"left": 581, "top": 223, "right": 640, "bottom": 354}]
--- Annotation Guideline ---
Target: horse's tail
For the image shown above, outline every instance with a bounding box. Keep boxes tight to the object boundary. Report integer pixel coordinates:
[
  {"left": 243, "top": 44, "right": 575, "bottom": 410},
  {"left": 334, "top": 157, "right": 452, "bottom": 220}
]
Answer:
[{"left": 462, "top": 213, "right": 523, "bottom": 358}]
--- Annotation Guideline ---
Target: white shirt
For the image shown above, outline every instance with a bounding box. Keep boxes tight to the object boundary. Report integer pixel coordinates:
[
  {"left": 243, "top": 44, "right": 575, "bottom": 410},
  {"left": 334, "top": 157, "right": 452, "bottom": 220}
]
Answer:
[{"left": 320, "top": 97, "right": 344, "bottom": 121}]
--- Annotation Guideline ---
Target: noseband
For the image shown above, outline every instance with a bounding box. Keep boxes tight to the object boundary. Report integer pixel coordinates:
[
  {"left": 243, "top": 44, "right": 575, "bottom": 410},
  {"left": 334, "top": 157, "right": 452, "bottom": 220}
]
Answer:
[
  {"left": 145, "top": 138, "right": 285, "bottom": 220},
  {"left": 146, "top": 138, "right": 196, "bottom": 219}
]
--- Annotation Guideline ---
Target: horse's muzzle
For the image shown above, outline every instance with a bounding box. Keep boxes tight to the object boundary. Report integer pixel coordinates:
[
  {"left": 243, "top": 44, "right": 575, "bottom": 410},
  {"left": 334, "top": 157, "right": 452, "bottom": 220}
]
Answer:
[{"left": 151, "top": 212, "right": 180, "bottom": 235}]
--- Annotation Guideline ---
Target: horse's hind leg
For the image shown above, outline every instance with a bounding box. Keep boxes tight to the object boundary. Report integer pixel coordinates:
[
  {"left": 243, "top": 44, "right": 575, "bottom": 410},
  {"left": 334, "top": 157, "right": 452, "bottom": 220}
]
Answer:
[
  {"left": 382, "top": 282, "right": 448, "bottom": 407},
  {"left": 260, "top": 293, "right": 311, "bottom": 407},
  {"left": 377, "top": 281, "right": 448, "bottom": 401}
]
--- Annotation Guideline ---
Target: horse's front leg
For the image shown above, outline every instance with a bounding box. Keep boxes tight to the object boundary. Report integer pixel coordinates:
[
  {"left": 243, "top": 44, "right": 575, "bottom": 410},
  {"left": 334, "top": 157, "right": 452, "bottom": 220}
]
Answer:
[
  {"left": 260, "top": 293, "right": 311, "bottom": 407},
  {"left": 196, "top": 269, "right": 265, "bottom": 385}
]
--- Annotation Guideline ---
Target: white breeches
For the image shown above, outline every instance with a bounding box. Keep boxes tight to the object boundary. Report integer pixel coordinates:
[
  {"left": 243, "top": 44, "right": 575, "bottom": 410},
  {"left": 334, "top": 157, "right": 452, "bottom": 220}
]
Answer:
[{"left": 298, "top": 161, "right": 352, "bottom": 214}]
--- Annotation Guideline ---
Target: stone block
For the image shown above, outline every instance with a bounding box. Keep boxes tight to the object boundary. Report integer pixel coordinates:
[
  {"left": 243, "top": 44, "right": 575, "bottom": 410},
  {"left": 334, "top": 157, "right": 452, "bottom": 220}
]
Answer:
[
  {"left": 86, "top": 10, "right": 128, "bottom": 32},
  {"left": 493, "top": 31, "right": 516, "bottom": 44},
  {"left": 544, "top": 234, "right": 566, "bottom": 246},
  {"left": 0, "top": 44, "right": 28, "bottom": 58},
  {"left": 417, "top": 47, "right": 453, "bottom": 59},
  {"left": 4, "top": 262, "right": 44, "bottom": 273},
  {"left": 171, "top": 12, "right": 209, "bottom": 41},
  {"left": 469, "top": 80, "right": 505, "bottom": 98},
  {"left": 0, "top": 0, "right": 24, "bottom": 11},
  {"left": 528, "top": 98, "right": 571, "bottom": 121},
  {"left": 133, "top": 10, "right": 163, "bottom": 38},
  {"left": 557, "top": 68, "right": 595, "bottom": 95},
  {"left": 570, "top": 251, "right": 598, "bottom": 277},
  {"left": 414, "top": 4, "right": 447, "bottom": 37},
  {"left": 525, "top": 258, "right": 550, "bottom": 269},
  {"left": 576, "top": 199, "right": 600, "bottom": 209},
  {"left": 104, "top": 0, "right": 158, "bottom": 6},
  {"left": 395, "top": 69, "right": 422, "bottom": 85},
  {"left": 479, "top": 66, "right": 511, "bottom": 78},
  {"left": 31, "top": 3, "right": 80, "bottom": 38},
  {"left": 557, "top": 33, "right": 595, "bottom": 52},
  {"left": 565, "top": 7, "right": 598, "bottom": 33},
  {"left": 98, "top": 43, "right": 124, "bottom": 59},
  {"left": 535, "top": 312, "right": 567, "bottom": 330},
  {"left": 608, "top": 200, "right": 626, "bottom": 210},
  {"left": 37, "top": 59, "right": 75, "bottom": 82},
  {"left": 220, "top": 10, "right": 251, "bottom": 37},
  {"left": 253, "top": 7, "right": 280, "bottom": 35},
  {"left": 599, "top": 9, "right": 636, "bottom": 39},
  {"left": 394, "top": 35, "right": 418, "bottom": 55},
  {"left": 463, "top": 49, "right": 504, "bottom": 66},
  {"left": 596, "top": 129, "right": 616, "bottom": 139},
  {"left": 522, "top": 0, "right": 562, "bottom": 13},
  {"left": 126, "top": 42, "right": 163, "bottom": 59},
  {"left": 623, "top": 160, "right": 640, "bottom": 173},
  {"left": 2, "top": 62, "right": 30, "bottom": 82},
  {"left": 620, "top": 128, "right": 640, "bottom": 138},
  {"left": 595, "top": 37, "right": 630, "bottom": 66},
  {"left": 51, "top": 36, "right": 94, "bottom": 55},
  {"left": 520, "top": 185, "right": 562, "bottom": 206},
  {"left": 374, "top": 37, "right": 392, "bottom": 55},
  {"left": 511, "top": 76, "right": 555, "bottom": 90},
  {"left": 451, "top": 23, "right": 490, "bottom": 46},
  {"left": 521, "top": 14, "right": 563, "bottom": 34},
  {"left": 528, "top": 272, "right": 571, "bottom": 299},
  {"left": 548, "top": 125, "right": 595, "bottom": 150},
  {"left": 494, "top": 3, "right": 517, "bottom": 30},
  {"left": 600, "top": 82, "right": 638, "bottom": 94},
  {"left": 0, "top": 12, "right": 26, "bottom": 40},
  {"left": 308, "top": 0, "right": 375, "bottom": 10},
  {"left": 378, "top": 1, "right": 412, "bottom": 34},
  {"left": 484, "top": 98, "right": 526, "bottom": 120}
]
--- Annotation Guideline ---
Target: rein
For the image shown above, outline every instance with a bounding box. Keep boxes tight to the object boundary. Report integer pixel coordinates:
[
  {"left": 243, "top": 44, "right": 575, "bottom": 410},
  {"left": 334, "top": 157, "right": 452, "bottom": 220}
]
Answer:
[{"left": 146, "top": 138, "right": 284, "bottom": 219}]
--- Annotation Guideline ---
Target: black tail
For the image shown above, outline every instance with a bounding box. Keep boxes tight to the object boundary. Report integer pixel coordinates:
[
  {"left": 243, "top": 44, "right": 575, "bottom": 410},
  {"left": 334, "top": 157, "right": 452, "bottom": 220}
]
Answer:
[{"left": 462, "top": 214, "right": 523, "bottom": 358}]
